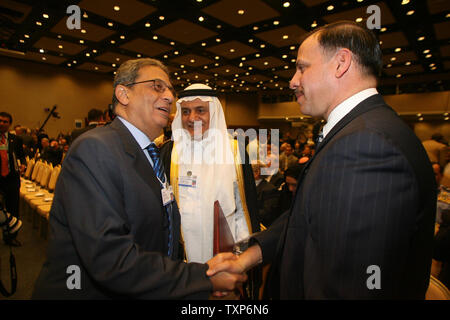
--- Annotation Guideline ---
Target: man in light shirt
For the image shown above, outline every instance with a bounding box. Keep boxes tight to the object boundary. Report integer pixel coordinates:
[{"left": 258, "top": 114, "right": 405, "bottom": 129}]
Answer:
[
  {"left": 208, "top": 21, "right": 436, "bottom": 299},
  {"left": 33, "top": 58, "right": 246, "bottom": 299}
]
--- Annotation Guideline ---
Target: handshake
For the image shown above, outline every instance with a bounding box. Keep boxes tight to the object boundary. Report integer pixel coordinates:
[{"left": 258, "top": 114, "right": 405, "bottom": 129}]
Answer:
[{"left": 205, "top": 245, "right": 263, "bottom": 297}]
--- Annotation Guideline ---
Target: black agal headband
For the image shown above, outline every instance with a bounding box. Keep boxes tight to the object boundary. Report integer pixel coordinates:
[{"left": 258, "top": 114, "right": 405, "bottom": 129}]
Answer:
[{"left": 177, "top": 88, "right": 217, "bottom": 98}]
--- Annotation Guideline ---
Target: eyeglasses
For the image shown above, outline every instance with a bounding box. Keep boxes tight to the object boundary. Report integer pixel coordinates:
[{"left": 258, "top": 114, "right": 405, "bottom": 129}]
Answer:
[{"left": 125, "top": 78, "right": 176, "bottom": 97}]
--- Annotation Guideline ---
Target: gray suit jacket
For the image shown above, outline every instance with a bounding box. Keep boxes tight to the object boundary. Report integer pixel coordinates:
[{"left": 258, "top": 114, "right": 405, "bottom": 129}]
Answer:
[
  {"left": 255, "top": 94, "right": 436, "bottom": 299},
  {"left": 32, "top": 118, "right": 212, "bottom": 299}
]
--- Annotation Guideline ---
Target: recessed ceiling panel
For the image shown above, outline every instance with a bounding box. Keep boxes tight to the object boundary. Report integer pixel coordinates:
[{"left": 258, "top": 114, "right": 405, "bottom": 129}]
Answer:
[
  {"left": 120, "top": 38, "right": 171, "bottom": 57},
  {"left": 154, "top": 19, "right": 217, "bottom": 45},
  {"left": 255, "top": 25, "right": 307, "bottom": 48},
  {"left": 202, "top": 0, "right": 280, "bottom": 28},
  {"left": 207, "top": 41, "right": 258, "bottom": 59},
  {"left": 78, "top": 0, "right": 156, "bottom": 26}
]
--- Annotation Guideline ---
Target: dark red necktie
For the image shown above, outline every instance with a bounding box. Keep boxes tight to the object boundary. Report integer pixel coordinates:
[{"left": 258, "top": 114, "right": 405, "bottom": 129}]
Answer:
[{"left": 0, "top": 134, "right": 9, "bottom": 177}]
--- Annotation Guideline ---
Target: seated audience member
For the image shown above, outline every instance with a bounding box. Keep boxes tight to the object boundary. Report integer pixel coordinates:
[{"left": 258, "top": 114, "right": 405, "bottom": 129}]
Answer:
[
  {"left": 252, "top": 162, "right": 279, "bottom": 228},
  {"left": 276, "top": 164, "right": 305, "bottom": 218},
  {"left": 40, "top": 139, "right": 63, "bottom": 166},
  {"left": 71, "top": 108, "right": 105, "bottom": 142},
  {"left": 279, "top": 144, "right": 298, "bottom": 174}
]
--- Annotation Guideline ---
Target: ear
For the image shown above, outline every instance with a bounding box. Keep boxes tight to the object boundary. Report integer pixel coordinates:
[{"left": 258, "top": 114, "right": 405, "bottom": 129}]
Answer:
[
  {"left": 115, "top": 85, "right": 129, "bottom": 106},
  {"left": 334, "top": 48, "right": 352, "bottom": 78}
]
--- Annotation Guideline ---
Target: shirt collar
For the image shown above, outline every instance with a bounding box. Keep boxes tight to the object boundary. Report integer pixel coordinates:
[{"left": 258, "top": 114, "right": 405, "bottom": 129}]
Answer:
[
  {"left": 117, "top": 116, "right": 152, "bottom": 150},
  {"left": 322, "top": 88, "right": 378, "bottom": 138}
]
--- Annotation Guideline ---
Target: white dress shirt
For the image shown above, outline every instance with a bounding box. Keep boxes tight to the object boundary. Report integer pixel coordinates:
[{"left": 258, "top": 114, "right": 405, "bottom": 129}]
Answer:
[{"left": 322, "top": 88, "right": 378, "bottom": 139}]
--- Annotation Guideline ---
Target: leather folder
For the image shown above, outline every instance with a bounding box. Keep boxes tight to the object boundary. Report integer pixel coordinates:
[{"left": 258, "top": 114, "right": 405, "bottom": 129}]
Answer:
[{"left": 213, "top": 200, "right": 234, "bottom": 255}]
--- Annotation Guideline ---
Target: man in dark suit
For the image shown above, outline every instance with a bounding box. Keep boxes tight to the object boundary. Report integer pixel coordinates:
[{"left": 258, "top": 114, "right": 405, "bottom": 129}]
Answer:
[
  {"left": 208, "top": 21, "right": 436, "bottom": 299},
  {"left": 252, "top": 162, "right": 279, "bottom": 228},
  {"left": 32, "top": 58, "right": 245, "bottom": 299},
  {"left": 71, "top": 108, "right": 104, "bottom": 142},
  {"left": 0, "top": 112, "right": 25, "bottom": 246}
]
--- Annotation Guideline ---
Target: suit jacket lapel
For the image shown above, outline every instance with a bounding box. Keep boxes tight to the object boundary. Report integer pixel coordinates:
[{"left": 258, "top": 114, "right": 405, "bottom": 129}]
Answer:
[{"left": 110, "top": 119, "right": 162, "bottom": 200}]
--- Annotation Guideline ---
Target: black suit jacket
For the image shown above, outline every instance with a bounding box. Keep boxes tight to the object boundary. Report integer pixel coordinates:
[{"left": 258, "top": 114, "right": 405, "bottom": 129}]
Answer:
[
  {"left": 32, "top": 118, "right": 212, "bottom": 299},
  {"left": 255, "top": 179, "right": 279, "bottom": 227},
  {"left": 254, "top": 94, "right": 436, "bottom": 299}
]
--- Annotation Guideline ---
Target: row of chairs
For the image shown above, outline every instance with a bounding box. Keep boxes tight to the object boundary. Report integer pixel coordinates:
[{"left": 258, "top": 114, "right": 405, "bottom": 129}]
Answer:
[{"left": 19, "top": 158, "right": 60, "bottom": 239}]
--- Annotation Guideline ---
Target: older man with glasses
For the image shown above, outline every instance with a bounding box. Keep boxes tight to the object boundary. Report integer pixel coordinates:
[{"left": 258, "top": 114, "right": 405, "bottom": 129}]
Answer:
[{"left": 33, "top": 58, "right": 246, "bottom": 300}]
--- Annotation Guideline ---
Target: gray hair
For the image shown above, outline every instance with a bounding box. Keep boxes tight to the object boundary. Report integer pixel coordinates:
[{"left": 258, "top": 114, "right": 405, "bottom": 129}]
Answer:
[{"left": 111, "top": 58, "right": 170, "bottom": 111}]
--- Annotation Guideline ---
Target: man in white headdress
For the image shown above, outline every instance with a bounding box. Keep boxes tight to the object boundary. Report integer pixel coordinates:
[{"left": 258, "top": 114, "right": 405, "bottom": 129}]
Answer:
[{"left": 160, "top": 83, "right": 261, "bottom": 298}]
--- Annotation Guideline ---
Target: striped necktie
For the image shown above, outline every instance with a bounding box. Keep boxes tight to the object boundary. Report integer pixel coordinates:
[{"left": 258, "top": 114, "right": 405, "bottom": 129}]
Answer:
[
  {"left": 146, "top": 143, "right": 166, "bottom": 184},
  {"left": 146, "top": 143, "right": 172, "bottom": 256}
]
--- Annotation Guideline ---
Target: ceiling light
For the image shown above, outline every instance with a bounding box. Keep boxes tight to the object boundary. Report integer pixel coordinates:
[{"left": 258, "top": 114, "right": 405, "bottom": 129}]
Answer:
[
  {"left": 390, "top": 57, "right": 397, "bottom": 61},
  {"left": 401, "top": 0, "right": 410, "bottom": 4},
  {"left": 355, "top": 17, "right": 363, "bottom": 23},
  {"left": 380, "top": 27, "right": 387, "bottom": 32},
  {"left": 39, "top": 49, "right": 44, "bottom": 53},
  {"left": 418, "top": 117, "right": 424, "bottom": 121},
  {"left": 238, "top": 10, "right": 245, "bottom": 15},
  {"left": 92, "top": 50, "right": 97, "bottom": 53},
  {"left": 282, "top": 54, "right": 288, "bottom": 58},
  {"left": 24, "top": 34, "right": 30, "bottom": 38},
  {"left": 283, "top": 2, "right": 290, "bottom": 7},
  {"left": 429, "top": 63, "right": 435, "bottom": 67},
  {"left": 201, "top": 42, "right": 206, "bottom": 46},
  {"left": 248, "top": 39, "right": 254, "bottom": 43},
  {"left": 153, "top": 35, "right": 158, "bottom": 40},
  {"left": 36, "top": 21, "right": 42, "bottom": 26},
  {"left": 83, "top": 12, "right": 88, "bottom": 18},
  {"left": 42, "top": 13, "right": 49, "bottom": 19},
  {"left": 394, "top": 48, "right": 401, "bottom": 52},
  {"left": 58, "top": 45, "right": 63, "bottom": 49},
  {"left": 273, "top": 21, "right": 279, "bottom": 25},
  {"left": 327, "top": 5, "right": 334, "bottom": 11},
  {"left": 19, "top": 39, "right": 24, "bottom": 43},
  {"left": 216, "top": 38, "right": 221, "bottom": 42},
  {"left": 282, "top": 35, "right": 289, "bottom": 39},
  {"left": 386, "top": 64, "right": 392, "bottom": 68},
  {"left": 67, "top": 63, "right": 71, "bottom": 67},
  {"left": 81, "top": 29, "right": 86, "bottom": 33},
  {"left": 447, "top": 13, "right": 450, "bottom": 18},
  {"left": 260, "top": 44, "right": 265, "bottom": 48},
  {"left": 190, "top": 59, "right": 195, "bottom": 63},
  {"left": 431, "top": 66, "right": 437, "bottom": 70},
  {"left": 203, "top": 66, "right": 208, "bottom": 69},
  {"left": 120, "top": 35, "right": 125, "bottom": 39},
  {"left": 94, "top": 67, "right": 99, "bottom": 70},
  {"left": 405, "top": 61, "right": 411, "bottom": 66},
  {"left": 174, "top": 51, "right": 179, "bottom": 55},
  {"left": 396, "top": 74, "right": 402, "bottom": 78},
  {"left": 145, "top": 22, "right": 150, "bottom": 27},
  {"left": 253, "top": 26, "right": 259, "bottom": 31},
  {"left": 423, "top": 49, "right": 430, "bottom": 54},
  {"left": 159, "top": 16, "right": 165, "bottom": 20},
  {"left": 73, "top": 60, "right": 77, "bottom": 64},
  {"left": 180, "top": 65, "right": 184, "bottom": 68},
  {"left": 110, "top": 40, "right": 115, "bottom": 44},
  {"left": 216, "top": 25, "right": 222, "bottom": 29},
  {"left": 311, "top": 21, "right": 317, "bottom": 28},
  {"left": 241, "top": 57, "right": 246, "bottom": 61},
  {"left": 255, "top": 53, "right": 260, "bottom": 57},
  {"left": 230, "top": 49, "right": 235, "bottom": 52},
  {"left": 215, "top": 56, "right": 219, "bottom": 60},
  {"left": 426, "top": 54, "right": 432, "bottom": 58},
  {"left": 264, "top": 61, "right": 269, "bottom": 65},
  {"left": 170, "top": 42, "right": 175, "bottom": 45},
  {"left": 284, "top": 65, "right": 289, "bottom": 69},
  {"left": 86, "top": 53, "right": 90, "bottom": 57},
  {"left": 406, "top": 10, "right": 414, "bottom": 15},
  {"left": 112, "top": 63, "right": 116, "bottom": 67},
  {"left": 417, "top": 36, "right": 425, "bottom": 41},
  {"left": 198, "top": 16, "right": 204, "bottom": 22},
  {"left": 113, "top": 6, "right": 120, "bottom": 11},
  {"left": 290, "top": 46, "right": 296, "bottom": 50}
]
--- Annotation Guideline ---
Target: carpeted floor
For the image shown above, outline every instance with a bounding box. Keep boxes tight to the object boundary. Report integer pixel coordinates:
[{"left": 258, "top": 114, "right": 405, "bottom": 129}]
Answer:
[{"left": 0, "top": 212, "right": 48, "bottom": 300}]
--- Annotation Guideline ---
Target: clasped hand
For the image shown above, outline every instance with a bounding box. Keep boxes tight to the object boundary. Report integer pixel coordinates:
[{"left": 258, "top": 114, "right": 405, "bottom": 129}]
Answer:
[{"left": 206, "top": 252, "right": 247, "bottom": 295}]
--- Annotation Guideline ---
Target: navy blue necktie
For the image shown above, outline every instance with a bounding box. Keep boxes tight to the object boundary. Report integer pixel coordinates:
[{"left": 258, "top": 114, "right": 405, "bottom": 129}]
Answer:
[{"left": 146, "top": 143, "right": 172, "bottom": 256}]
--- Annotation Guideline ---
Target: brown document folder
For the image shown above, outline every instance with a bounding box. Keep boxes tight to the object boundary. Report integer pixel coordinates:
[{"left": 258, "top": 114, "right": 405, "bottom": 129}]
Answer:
[{"left": 213, "top": 200, "right": 235, "bottom": 255}]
